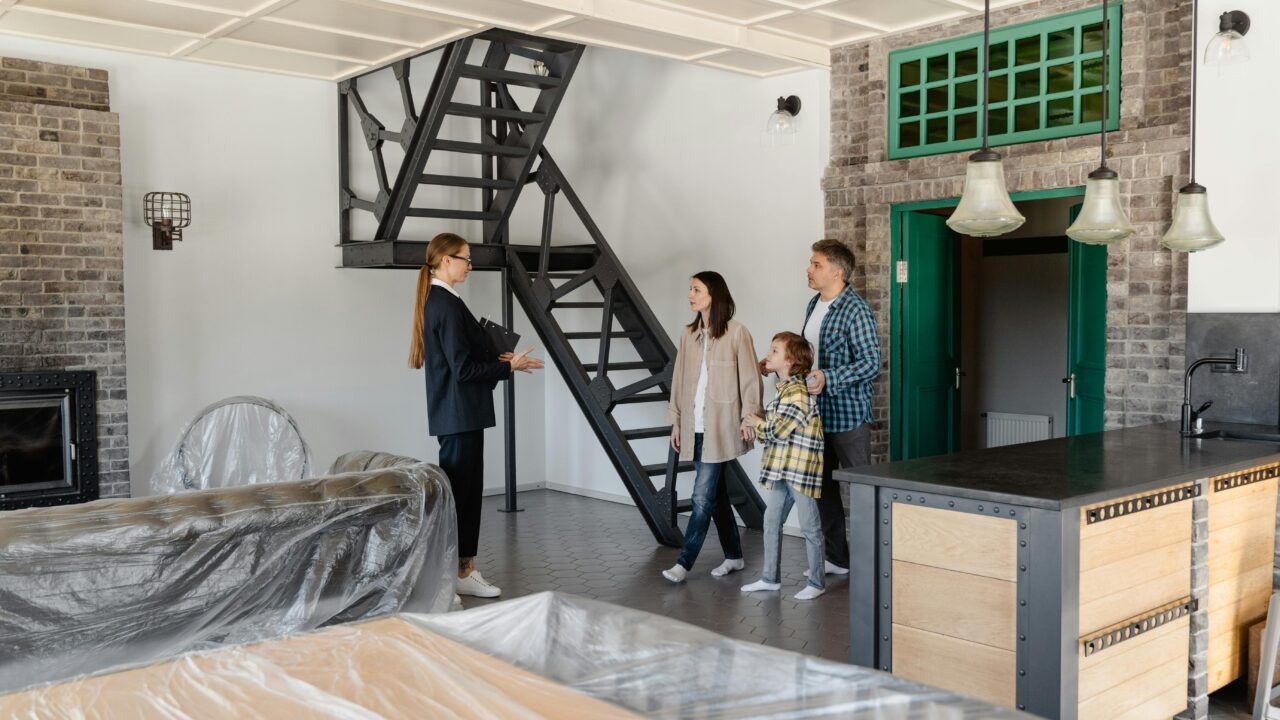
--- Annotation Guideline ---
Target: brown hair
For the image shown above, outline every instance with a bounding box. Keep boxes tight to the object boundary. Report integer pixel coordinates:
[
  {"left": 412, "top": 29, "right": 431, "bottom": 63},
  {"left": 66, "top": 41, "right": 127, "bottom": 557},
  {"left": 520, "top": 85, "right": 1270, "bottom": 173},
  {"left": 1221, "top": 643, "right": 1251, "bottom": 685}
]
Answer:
[
  {"left": 811, "top": 239, "right": 855, "bottom": 284},
  {"left": 408, "top": 232, "right": 468, "bottom": 369},
  {"left": 772, "top": 331, "right": 814, "bottom": 377},
  {"left": 686, "top": 271, "right": 736, "bottom": 340}
]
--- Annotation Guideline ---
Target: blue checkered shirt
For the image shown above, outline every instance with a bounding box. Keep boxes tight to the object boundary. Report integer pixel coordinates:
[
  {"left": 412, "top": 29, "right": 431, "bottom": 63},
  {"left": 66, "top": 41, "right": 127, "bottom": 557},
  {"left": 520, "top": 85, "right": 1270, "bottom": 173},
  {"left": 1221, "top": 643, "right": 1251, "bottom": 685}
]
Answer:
[{"left": 803, "top": 286, "right": 880, "bottom": 433}]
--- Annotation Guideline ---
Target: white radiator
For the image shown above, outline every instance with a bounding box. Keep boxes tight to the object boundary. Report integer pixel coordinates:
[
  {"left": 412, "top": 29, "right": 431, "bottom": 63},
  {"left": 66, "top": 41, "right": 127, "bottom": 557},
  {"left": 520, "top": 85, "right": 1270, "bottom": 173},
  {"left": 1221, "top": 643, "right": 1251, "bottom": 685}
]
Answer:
[{"left": 985, "top": 412, "right": 1053, "bottom": 448}]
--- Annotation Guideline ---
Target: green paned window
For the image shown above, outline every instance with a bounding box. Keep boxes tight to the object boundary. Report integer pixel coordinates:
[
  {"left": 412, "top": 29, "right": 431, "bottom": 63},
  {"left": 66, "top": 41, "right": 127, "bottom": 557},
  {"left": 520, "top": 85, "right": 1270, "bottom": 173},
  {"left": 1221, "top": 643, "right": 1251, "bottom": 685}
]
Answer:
[{"left": 888, "top": 4, "right": 1122, "bottom": 159}]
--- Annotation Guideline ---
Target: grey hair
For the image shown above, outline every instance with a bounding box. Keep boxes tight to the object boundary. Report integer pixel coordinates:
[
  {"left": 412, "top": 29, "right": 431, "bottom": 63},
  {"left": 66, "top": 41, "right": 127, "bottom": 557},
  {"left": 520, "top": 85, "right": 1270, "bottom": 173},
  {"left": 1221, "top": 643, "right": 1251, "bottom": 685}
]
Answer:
[{"left": 811, "top": 239, "right": 855, "bottom": 283}]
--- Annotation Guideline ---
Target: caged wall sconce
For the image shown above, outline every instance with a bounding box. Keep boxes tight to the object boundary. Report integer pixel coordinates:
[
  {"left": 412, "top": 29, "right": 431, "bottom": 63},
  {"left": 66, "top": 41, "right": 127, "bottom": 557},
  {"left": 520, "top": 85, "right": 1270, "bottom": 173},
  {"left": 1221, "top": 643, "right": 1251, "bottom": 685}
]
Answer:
[{"left": 143, "top": 192, "right": 191, "bottom": 251}]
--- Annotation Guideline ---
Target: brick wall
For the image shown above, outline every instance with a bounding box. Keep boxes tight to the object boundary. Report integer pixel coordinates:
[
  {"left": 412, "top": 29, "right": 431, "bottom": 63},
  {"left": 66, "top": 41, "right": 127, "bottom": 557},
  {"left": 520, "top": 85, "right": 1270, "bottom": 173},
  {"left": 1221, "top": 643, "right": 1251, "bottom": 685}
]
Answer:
[
  {"left": 826, "top": 0, "right": 1192, "bottom": 464},
  {"left": 0, "top": 59, "right": 128, "bottom": 499},
  {"left": 0, "top": 57, "right": 110, "bottom": 112}
]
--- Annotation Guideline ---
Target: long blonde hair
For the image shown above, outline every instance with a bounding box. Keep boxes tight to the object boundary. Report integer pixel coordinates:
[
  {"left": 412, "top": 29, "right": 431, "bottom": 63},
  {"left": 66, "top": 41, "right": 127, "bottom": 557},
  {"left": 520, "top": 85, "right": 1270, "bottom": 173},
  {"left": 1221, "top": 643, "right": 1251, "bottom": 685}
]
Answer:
[{"left": 408, "top": 232, "right": 468, "bottom": 369}]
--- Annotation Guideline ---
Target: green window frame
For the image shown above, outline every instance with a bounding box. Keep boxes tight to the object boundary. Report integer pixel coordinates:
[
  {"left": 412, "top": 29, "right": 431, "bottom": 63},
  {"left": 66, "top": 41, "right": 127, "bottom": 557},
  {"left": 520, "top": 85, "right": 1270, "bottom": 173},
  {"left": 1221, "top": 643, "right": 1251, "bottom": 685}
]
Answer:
[{"left": 889, "top": 5, "right": 1121, "bottom": 160}]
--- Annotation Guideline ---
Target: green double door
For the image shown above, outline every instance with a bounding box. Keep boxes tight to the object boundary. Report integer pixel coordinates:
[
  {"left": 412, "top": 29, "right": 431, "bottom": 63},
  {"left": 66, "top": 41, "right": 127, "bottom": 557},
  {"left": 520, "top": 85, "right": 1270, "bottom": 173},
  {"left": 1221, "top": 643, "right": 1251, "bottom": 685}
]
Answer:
[{"left": 896, "top": 205, "right": 1105, "bottom": 461}]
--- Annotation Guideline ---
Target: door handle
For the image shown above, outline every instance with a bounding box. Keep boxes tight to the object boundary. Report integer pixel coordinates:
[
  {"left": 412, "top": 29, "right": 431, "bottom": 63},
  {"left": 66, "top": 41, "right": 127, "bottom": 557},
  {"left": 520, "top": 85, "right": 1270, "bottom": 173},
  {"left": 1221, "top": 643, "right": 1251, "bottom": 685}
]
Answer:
[
  {"left": 1062, "top": 373, "right": 1076, "bottom": 400},
  {"left": 955, "top": 367, "right": 965, "bottom": 390}
]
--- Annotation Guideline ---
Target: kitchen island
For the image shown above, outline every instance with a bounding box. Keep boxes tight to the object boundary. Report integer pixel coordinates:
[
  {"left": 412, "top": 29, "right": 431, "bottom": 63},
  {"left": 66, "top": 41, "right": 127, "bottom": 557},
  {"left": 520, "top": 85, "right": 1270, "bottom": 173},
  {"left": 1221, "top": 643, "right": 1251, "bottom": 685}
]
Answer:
[{"left": 836, "top": 421, "right": 1280, "bottom": 719}]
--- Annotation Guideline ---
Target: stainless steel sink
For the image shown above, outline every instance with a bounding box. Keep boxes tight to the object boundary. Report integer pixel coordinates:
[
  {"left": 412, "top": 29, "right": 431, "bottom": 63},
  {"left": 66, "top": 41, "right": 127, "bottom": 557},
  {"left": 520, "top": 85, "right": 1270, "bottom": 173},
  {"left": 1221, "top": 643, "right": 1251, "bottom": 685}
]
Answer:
[{"left": 1192, "top": 429, "right": 1280, "bottom": 444}]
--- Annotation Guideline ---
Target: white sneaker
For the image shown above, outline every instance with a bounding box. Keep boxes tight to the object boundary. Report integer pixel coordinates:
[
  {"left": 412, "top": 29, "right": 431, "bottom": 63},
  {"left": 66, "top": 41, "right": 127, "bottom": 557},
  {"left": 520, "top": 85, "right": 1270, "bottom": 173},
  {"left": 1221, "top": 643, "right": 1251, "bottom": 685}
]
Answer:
[
  {"left": 662, "top": 564, "right": 688, "bottom": 583},
  {"left": 741, "top": 579, "right": 782, "bottom": 593},
  {"left": 795, "top": 585, "right": 826, "bottom": 600},
  {"left": 456, "top": 570, "right": 501, "bottom": 598},
  {"left": 710, "top": 558, "right": 744, "bottom": 577},
  {"left": 804, "top": 561, "right": 851, "bottom": 578}
]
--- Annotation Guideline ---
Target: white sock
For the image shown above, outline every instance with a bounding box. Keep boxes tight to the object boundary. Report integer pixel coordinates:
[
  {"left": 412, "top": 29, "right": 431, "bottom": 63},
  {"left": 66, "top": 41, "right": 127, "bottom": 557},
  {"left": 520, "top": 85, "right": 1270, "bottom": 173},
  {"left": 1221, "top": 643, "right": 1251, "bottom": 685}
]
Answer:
[
  {"left": 710, "top": 558, "right": 744, "bottom": 577},
  {"left": 795, "top": 585, "right": 826, "bottom": 600},
  {"left": 662, "top": 564, "right": 688, "bottom": 583},
  {"left": 825, "top": 561, "right": 849, "bottom": 575},
  {"left": 741, "top": 579, "right": 781, "bottom": 593}
]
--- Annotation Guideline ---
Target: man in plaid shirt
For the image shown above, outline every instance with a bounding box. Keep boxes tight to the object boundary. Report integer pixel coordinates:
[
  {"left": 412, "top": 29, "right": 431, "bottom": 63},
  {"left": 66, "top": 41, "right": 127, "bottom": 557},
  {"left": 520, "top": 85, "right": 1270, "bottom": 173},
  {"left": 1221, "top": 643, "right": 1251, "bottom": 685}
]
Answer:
[{"left": 799, "top": 240, "right": 880, "bottom": 574}]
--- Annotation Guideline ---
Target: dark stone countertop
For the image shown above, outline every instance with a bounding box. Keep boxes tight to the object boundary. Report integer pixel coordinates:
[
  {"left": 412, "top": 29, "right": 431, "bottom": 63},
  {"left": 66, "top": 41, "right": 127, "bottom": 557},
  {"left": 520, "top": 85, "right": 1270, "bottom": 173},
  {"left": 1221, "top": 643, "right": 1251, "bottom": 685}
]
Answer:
[{"left": 834, "top": 421, "right": 1280, "bottom": 510}]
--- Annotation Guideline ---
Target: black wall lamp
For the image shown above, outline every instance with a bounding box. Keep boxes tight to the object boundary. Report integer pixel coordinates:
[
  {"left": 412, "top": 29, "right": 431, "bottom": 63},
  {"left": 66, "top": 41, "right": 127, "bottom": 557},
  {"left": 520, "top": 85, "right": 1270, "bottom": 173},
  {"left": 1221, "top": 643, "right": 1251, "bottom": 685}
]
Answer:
[
  {"left": 765, "top": 95, "right": 801, "bottom": 146},
  {"left": 1206, "top": 10, "right": 1251, "bottom": 64},
  {"left": 144, "top": 192, "right": 191, "bottom": 251}
]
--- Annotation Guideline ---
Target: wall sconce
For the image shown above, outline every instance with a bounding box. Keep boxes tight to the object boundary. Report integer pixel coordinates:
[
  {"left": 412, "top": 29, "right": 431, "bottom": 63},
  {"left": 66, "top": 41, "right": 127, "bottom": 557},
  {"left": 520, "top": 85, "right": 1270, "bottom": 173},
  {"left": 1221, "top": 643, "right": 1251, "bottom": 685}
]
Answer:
[
  {"left": 764, "top": 95, "right": 801, "bottom": 146},
  {"left": 143, "top": 192, "right": 191, "bottom": 251},
  {"left": 1205, "top": 10, "right": 1251, "bottom": 65}
]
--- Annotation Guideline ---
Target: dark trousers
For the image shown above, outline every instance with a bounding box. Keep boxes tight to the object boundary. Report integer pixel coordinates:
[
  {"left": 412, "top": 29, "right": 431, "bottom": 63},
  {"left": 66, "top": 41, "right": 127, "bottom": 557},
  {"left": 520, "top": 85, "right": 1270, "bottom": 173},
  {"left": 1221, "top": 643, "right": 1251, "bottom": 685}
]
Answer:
[
  {"left": 818, "top": 423, "right": 871, "bottom": 569},
  {"left": 676, "top": 434, "right": 743, "bottom": 570},
  {"left": 438, "top": 430, "right": 484, "bottom": 560}
]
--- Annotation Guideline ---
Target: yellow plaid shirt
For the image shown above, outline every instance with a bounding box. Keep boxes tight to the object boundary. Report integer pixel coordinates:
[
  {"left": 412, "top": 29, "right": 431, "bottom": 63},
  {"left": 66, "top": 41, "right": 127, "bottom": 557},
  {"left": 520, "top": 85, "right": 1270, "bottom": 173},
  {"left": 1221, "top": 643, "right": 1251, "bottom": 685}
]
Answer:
[{"left": 754, "top": 375, "right": 825, "bottom": 498}]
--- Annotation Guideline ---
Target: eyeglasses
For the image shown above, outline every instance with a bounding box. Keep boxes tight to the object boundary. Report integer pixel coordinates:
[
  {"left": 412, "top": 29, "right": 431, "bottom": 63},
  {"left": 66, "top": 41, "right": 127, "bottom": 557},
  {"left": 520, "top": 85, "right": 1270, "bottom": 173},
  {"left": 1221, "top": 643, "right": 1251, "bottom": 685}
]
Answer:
[{"left": 449, "top": 254, "right": 473, "bottom": 266}]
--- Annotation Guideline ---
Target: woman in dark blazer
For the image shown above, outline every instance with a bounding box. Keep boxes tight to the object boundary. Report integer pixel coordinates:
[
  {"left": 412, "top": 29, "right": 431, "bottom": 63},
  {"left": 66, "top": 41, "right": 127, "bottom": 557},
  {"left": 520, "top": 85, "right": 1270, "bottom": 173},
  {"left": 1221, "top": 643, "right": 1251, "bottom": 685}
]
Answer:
[{"left": 408, "top": 232, "right": 543, "bottom": 598}]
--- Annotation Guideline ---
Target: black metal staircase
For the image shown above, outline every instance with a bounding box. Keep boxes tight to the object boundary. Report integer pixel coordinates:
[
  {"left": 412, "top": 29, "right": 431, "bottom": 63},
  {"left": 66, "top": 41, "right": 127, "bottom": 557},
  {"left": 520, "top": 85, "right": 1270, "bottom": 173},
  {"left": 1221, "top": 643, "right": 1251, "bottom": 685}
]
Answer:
[{"left": 337, "top": 29, "right": 765, "bottom": 547}]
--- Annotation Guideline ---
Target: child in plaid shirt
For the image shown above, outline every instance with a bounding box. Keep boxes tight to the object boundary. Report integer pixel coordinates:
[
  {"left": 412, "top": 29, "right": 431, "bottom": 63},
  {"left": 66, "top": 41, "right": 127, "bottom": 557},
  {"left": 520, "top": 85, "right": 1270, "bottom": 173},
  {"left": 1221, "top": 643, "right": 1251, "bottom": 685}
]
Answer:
[{"left": 740, "top": 332, "right": 827, "bottom": 600}]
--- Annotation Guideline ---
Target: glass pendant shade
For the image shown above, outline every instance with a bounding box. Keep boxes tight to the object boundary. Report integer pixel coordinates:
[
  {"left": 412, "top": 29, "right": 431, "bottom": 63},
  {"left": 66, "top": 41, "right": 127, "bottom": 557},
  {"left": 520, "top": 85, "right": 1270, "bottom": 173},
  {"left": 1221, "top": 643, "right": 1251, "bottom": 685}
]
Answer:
[
  {"left": 946, "top": 153, "right": 1025, "bottom": 236},
  {"left": 764, "top": 109, "right": 797, "bottom": 145},
  {"left": 1066, "top": 170, "right": 1134, "bottom": 245},
  {"left": 1204, "top": 30, "right": 1250, "bottom": 65},
  {"left": 1160, "top": 183, "right": 1224, "bottom": 252}
]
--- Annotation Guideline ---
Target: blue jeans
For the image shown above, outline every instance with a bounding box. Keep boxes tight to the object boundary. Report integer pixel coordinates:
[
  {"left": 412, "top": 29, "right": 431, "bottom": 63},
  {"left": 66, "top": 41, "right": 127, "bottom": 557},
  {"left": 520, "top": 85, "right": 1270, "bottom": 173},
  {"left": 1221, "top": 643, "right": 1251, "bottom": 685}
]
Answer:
[
  {"left": 676, "top": 434, "right": 743, "bottom": 570},
  {"left": 762, "top": 482, "right": 825, "bottom": 590}
]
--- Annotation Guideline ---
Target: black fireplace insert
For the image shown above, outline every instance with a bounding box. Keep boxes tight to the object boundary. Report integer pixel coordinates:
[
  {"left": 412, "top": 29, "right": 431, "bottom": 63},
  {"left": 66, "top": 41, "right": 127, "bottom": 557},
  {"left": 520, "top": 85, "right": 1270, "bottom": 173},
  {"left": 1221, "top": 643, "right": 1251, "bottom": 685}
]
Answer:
[{"left": 0, "top": 371, "right": 98, "bottom": 510}]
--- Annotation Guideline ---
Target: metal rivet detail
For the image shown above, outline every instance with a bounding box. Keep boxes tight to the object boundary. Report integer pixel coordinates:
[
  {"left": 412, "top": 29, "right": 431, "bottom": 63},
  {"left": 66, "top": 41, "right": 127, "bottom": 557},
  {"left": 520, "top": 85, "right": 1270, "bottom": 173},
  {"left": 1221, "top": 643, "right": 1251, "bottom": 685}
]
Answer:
[
  {"left": 978, "top": 505, "right": 984, "bottom": 511},
  {"left": 906, "top": 495, "right": 912, "bottom": 501},
  {"left": 1019, "top": 522, "right": 1027, "bottom": 530},
  {"left": 1019, "top": 634, "right": 1026, "bottom": 641},
  {"left": 1019, "top": 540, "right": 1027, "bottom": 547},
  {"left": 1019, "top": 670, "right": 1026, "bottom": 676},
  {"left": 1020, "top": 564, "right": 1027, "bottom": 572},
  {"left": 1019, "top": 600, "right": 1027, "bottom": 606},
  {"left": 993, "top": 506, "right": 1000, "bottom": 513},
  {"left": 948, "top": 501, "right": 955, "bottom": 507},
  {"left": 892, "top": 494, "right": 898, "bottom": 499}
]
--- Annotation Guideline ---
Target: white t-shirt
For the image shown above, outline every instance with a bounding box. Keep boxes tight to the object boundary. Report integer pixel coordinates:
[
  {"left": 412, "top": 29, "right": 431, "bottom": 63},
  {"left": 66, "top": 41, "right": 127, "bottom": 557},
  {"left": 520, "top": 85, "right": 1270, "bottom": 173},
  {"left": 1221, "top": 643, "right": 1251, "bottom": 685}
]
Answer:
[
  {"left": 804, "top": 297, "right": 834, "bottom": 365},
  {"left": 693, "top": 332, "right": 709, "bottom": 434}
]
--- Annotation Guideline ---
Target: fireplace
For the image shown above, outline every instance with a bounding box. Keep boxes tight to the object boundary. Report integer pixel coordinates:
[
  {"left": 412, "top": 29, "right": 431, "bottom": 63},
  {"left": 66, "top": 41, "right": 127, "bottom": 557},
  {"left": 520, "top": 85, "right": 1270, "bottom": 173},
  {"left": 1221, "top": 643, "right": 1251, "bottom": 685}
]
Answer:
[{"left": 0, "top": 371, "right": 98, "bottom": 511}]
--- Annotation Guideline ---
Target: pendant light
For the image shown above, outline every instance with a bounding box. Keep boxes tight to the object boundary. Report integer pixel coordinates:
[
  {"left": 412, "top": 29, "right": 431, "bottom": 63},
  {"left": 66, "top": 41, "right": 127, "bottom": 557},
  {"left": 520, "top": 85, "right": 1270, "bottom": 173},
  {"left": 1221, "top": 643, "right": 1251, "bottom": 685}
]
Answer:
[
  {"left": 1066, "top": 0, "right": 1134, "bottom": 245},
  {"left": 946, "top": 0, "right": 1025, "bottom": 237},
  {"left": 1161, "top": 0, "right": 1225, "bottom": 252}
]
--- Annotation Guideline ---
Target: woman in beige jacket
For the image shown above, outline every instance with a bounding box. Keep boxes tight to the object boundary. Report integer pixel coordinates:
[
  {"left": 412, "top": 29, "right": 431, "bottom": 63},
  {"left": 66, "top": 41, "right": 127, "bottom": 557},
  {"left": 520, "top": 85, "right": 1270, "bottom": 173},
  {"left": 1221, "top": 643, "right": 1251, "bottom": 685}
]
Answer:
[{"left": 662, "top": 271, "right": 763, "bottom": 583}]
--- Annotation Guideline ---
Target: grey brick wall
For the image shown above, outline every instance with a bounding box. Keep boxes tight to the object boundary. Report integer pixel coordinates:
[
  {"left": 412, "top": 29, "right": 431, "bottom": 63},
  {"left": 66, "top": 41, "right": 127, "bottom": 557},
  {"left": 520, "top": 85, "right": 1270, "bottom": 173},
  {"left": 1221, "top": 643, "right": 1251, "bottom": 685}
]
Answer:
[
  {"left": 0, "top": 59, "right": 128, "bottom": 499},
  {"left": 825, "top": 0, "right": 1191, "bottom": 465},
  {"left": 0, "top": 58, "right": 110, "bottom": 112}
]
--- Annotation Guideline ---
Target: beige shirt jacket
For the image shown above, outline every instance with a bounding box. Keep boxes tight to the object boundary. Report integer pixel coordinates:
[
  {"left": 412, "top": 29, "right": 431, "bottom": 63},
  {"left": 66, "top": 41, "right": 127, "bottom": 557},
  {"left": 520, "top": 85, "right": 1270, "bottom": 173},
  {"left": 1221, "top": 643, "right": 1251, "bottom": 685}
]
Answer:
[{"left": 665, "top": 319, "right": 764, "bottom": 464}]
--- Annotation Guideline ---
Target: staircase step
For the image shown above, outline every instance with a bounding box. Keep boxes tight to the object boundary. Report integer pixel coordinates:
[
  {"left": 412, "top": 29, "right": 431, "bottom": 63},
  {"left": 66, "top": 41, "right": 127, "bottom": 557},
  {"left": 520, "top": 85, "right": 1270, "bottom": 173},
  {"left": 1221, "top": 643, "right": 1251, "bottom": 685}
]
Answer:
[
  {"left": 582, "top": 361, "right": 664, "bottom": 372},
  {"left": 419, "top": 174, "right": 516, "bottom": 190},
  {"left": 622, "top": 426, "right": 671, "bottom": 440},
  {"left": 447, "top": 103, "right": 545, "bottom": 123},
  {"left": 529, "top": 271, "right": 581, "bottom": 279},
  {"left": 458, "top": 64, "right": 563, "bottom": 89},
  {"left": 405, "top": 208, "right": 500, "bottom": 220},
  {"left": 550, "top": 301, "right": 604, "bottom": 310},
  {"left": 433, "top": 140, "right": 529, "bottom": 157},
  {"left": 674, "top": 496, "right": 747, "bottom": 513},
  {"left": 614, "top": 391, "right": 670, "bottom": 405},
  {"left": 564, "top": 330, "right": 643, "bottom": 340},
  {"left": 643, "top": 462, "right": 694, "bottom": 476}
]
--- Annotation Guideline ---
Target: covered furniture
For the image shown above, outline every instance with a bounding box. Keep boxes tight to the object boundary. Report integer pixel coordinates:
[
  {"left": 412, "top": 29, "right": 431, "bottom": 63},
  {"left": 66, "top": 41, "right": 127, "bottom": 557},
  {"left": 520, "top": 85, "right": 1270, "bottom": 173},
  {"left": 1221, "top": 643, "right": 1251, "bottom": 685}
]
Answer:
[
  {"left": 1, "top": 592, "right": 1028, "bottom": 719},
  {"left": 0, "top": 458, "right": 457, "bottom": 694}
]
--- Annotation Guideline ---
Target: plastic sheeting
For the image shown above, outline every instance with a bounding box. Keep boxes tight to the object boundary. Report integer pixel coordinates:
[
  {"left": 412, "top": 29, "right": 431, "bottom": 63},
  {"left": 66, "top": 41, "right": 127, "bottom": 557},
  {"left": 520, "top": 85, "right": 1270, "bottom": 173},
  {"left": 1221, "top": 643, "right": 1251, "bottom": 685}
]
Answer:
[
  {"left": 416, "top": 592, "right": 1032, "bottom": 719},
  {"left": 150, "top": 396, "right": 312, "bottom": 493},
  {"left": 0, "top": 459, "right": 458, "bottom": 695},
  {"left": 0, "top": 615, "right": 640, "bottom": 720},
  {"left": 0, "top": 592, "right": 1028, "bottom": 719}
]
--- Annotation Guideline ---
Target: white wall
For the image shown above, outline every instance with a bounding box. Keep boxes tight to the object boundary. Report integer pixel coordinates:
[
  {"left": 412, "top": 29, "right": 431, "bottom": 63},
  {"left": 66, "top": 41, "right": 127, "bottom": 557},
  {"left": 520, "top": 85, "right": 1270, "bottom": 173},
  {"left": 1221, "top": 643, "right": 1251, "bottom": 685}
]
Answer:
[
  {"left": 1189, "top": 0, "right": 1280, "bottom": 312},
  {"left": 514, "top": 48, "right": 831, "bottom": 512},
  {"left": 1, "top": 37, "right": 543, "bottom": 496}
]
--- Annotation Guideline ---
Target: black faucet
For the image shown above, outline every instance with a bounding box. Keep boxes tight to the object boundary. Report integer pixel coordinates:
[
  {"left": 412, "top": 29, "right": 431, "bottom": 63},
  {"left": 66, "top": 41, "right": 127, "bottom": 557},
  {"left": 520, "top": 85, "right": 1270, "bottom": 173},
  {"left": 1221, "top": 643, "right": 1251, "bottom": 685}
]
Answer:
[{"left": 1181, "top": 347, "right": 1248, "bottom": 435}]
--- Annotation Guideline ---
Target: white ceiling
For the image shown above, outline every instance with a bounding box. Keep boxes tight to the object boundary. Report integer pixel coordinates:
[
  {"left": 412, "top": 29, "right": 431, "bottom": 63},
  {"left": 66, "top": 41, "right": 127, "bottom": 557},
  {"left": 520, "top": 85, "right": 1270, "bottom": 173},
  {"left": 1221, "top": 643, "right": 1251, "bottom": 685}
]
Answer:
[{"left": 0, "top": 0, "right": 1026, "bottom": 80}]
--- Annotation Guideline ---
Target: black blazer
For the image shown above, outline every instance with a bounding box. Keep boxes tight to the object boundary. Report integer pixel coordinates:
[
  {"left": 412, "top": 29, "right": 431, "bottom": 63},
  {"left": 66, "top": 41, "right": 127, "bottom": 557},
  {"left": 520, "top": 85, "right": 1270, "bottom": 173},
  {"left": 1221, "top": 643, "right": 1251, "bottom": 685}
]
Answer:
[{"left": 422, "top": 287, "right": 510, "bottom": 437}]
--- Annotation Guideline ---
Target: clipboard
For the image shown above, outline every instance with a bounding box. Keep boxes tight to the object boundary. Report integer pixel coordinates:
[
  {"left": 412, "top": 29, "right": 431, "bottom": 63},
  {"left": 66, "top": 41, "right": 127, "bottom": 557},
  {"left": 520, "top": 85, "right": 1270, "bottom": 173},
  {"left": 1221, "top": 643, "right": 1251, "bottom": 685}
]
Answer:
[{"left": 479, "top": 317, "right": 520, "bottom": 354}]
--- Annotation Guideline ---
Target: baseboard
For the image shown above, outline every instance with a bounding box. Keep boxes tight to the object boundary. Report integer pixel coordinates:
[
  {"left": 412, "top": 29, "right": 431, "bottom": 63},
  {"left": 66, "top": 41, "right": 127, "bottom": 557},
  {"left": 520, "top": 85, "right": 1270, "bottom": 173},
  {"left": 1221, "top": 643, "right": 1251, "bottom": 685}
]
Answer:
[
  {"left": 538, "top": 483, "right": 806, "bottom": 538},
  {"left": 482, "top": 481, "right": 545, "bottom": 497}
]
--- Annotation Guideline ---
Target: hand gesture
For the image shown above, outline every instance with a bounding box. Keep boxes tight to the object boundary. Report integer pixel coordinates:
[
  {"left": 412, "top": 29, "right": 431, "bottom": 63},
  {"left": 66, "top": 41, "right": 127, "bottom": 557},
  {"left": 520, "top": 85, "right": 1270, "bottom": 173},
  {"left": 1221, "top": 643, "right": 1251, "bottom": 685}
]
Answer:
[
  {"left": 508, "top": 347, "right": 545, "bottom": 374},
  {"left": 740, "top": 415, "right": 761, "bottom": 442},
  {"left": 805, "top": 370, "right": 825, "bottom": 395},
  {"left": 758, "top": 357, "right": 769, "bottom": 377},
  {"left": 671, "top": 426, "right": 681, "bottom": 453}
]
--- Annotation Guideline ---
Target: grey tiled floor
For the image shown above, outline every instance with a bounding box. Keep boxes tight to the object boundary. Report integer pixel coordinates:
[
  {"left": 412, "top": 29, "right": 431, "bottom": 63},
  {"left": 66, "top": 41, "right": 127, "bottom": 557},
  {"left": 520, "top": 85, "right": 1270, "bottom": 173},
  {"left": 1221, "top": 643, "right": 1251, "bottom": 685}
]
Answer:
[
  {"left": 462, "top": 489, "right": 849, "bottom": 661},
  {"left": 462, "top": 489, "right": 1255, "bottom": 717}
]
